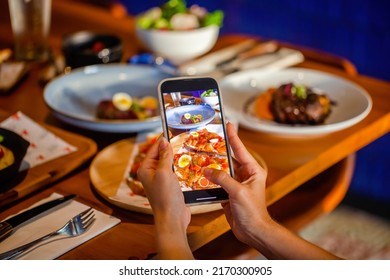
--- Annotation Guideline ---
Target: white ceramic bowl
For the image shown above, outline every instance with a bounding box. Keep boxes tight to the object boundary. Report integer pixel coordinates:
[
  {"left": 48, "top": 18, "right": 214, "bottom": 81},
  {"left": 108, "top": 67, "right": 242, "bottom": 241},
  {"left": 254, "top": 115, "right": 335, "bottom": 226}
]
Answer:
[
  {"left": 201, "top": 95, "right": 219, "bottom": 106},
  {"left": 136, "top": 25, "right": 219, "bottom": 64}
]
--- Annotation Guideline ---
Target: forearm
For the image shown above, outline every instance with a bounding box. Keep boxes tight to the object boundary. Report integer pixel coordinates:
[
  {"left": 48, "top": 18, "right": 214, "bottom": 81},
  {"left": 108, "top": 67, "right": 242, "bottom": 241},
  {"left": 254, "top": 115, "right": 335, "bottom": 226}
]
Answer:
[
  {"left": 248, "top": 219, "right": 341, "bottom": 260},
  {"left": 154, "top": 216, "right": 194, "bottom": 260}
]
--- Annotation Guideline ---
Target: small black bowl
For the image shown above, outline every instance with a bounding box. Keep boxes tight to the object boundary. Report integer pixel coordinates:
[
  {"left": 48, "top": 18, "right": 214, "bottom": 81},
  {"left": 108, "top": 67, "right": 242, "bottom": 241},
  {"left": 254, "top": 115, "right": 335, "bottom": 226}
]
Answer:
[
  {"left": 0, "top": 128, "right": 30, "bottom": 186},
  {"left": 180, "top": 97, "right": 196, "bottom": 106},
  {"left": 62, "top": 31, "right": 123, "bottom": 69}
]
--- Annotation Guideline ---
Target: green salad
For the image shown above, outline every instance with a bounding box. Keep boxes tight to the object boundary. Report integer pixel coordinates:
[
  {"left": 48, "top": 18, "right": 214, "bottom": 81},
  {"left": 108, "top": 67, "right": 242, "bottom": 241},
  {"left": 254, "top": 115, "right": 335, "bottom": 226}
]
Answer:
[
  {"left": 201, "top": 89, "right": 217, "bottom": 97},
  {"left": 137, "top": 0, "right": 224, "bottom": 31}
]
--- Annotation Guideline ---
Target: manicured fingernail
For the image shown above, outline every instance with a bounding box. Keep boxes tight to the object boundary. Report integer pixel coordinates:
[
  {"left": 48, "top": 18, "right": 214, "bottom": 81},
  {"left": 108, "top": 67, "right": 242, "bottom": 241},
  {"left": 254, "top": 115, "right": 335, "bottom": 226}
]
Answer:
[
  {"left": 159, "top": 137, "right": 168, "bottom": 149},
  {"left": 203, "top": 168, "right": 212, "bottom": 177}
]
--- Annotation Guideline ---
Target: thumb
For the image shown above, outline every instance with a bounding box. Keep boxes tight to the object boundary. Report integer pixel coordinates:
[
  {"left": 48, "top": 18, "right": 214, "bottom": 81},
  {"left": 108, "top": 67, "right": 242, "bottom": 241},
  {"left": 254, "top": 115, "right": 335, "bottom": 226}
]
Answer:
[{"left": 203, "top": 168, "right": 240, "bottom": 195}]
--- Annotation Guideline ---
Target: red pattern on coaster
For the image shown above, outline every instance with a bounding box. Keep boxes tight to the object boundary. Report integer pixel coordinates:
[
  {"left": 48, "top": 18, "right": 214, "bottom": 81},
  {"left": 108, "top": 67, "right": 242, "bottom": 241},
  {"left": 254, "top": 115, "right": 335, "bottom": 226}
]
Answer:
[
  {"left": 11, "top": 112, "right": 21, "bottom": 120},
  {"left": 36, "top": 154, "right": 45, "bottom": 161}
]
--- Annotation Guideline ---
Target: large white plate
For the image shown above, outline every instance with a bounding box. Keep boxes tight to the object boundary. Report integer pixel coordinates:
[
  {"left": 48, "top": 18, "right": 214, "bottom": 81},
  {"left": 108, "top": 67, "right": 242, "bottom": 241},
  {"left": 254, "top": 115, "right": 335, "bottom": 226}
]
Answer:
[
  {"left": 44, "top": 64, "right": 172, "bottom": 133},
  {"left": 220, "top": 68, "right": 372, "bottom": 136},
  {"left": 166, "top": 104, "right": 216, "bottom": 129}
]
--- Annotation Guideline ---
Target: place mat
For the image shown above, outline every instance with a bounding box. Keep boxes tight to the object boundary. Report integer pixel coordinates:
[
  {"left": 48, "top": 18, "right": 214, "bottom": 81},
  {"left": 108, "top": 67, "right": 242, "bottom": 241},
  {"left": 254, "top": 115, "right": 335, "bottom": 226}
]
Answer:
[
  {"left": 0, "top": 193, "right": 120, "bottom": 260},
  {"left": 1, "top": 111, "right": 77, "bottom": 171},
  {"left": 0, "top": 110, "right": 97, "bottom": 207}
]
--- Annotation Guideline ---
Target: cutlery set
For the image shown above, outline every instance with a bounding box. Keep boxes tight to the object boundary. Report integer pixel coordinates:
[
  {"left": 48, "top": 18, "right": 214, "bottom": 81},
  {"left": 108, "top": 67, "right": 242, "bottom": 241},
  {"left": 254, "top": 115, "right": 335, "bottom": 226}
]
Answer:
[
  {"left": 0, "top": 194, "right": 95, "bottom": 260},
  {"left": 129, "top": 39, "right": 303, "bottom": 78}
]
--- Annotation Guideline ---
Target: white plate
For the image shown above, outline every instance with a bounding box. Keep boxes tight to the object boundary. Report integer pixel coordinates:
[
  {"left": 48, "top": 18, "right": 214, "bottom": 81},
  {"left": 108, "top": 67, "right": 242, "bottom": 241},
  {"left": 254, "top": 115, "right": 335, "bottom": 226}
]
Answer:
[
  {"left": 44, "top": 64, "right": 172, "bottom": 133},
  {"left": 220, "top": 68, "right": 372, "bottom": 136},
  {"left": 166, "top": 104, "right": 216, "bottom": 129}
]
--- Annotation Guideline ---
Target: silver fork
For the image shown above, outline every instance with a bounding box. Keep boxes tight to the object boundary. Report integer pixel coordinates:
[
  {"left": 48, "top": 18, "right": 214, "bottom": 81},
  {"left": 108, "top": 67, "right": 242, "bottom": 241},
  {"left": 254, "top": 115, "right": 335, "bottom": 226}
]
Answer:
[{"left": 0, "top": 207, "right": 95, "bottom": 260}]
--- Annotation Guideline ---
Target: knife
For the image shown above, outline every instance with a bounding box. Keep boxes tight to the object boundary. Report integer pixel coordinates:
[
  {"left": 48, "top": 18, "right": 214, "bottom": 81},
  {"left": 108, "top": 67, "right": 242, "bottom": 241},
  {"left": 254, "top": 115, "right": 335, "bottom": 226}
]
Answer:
[
  {"left": 0, "top": 194, "right": 76, "bottom": 242},
  {"left": 177, "top": 38, "right": 259, "bottom": 75},
  {"left": 205, "top": 47, "right": 305, "bottom": 80}
]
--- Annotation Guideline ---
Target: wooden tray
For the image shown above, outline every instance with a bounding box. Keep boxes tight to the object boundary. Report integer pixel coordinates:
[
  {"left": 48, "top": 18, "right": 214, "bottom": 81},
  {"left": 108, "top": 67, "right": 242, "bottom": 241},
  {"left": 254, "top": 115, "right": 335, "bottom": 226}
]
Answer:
[
  {"left": 0, "top": 111, "right": 97, "bottom": 207},
  {"left": 90, "top": 138, "right": 267, "bottom": 215}
]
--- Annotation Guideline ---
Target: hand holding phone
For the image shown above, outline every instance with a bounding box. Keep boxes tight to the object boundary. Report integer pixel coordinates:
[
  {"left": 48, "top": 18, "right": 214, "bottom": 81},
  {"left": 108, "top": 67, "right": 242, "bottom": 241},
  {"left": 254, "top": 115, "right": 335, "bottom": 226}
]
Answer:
[{"left": 158, "top": 77, "right": 234, "bottom": 205}]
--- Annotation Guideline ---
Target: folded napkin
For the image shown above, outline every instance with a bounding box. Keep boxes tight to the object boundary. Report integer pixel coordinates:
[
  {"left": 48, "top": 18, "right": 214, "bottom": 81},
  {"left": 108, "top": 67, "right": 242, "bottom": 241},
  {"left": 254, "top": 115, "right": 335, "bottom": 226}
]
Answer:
[
  {"left": 0, "top": 111, "right": 78, "bottom": 171},
  {"left": 0, "top": 193, "right": 121, "bottom": 260}
]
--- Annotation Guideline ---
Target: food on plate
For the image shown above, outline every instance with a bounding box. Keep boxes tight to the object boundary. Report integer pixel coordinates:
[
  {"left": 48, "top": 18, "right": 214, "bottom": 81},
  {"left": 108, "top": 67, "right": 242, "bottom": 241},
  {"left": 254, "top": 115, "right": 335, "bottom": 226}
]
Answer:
[
  {"left": 181, "top": 112, "right": 203, "bottom": 124},
  {"left": 126, "top": 134, "right": 159, "bottom": 196},
  {"left": 0, "top": 143, "right": 15, "bottom": 170},
  {"left": 137, "top": 0, "right": 224, "bottom": 31},
  {"left": 254, "top": 83, "right": 333, "bottom": 125},
  {"left": 96, "top": 92, "right": 158, "bottom": 120},
  {"left": 173, "top": 151, "right": 229, "bottom": 190},
  {"left": 125, "top": 126, "right": 228, "bottom": 194},
  {"left": 0, "top": 128, "right": 30, "bottom": 185},
  {"left": 183, "top": 128, "right": 226, "bottom": 155}
]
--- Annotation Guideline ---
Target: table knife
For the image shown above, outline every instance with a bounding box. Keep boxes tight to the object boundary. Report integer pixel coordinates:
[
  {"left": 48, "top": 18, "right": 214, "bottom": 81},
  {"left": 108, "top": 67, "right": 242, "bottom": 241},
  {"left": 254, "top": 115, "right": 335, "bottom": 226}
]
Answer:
[
  {"left": 0, "top": 194, "right": 76, "bottom": 242},
  {"left": 206, "top": 48, "right": 305, "bottom": 80},
  {"left": 177, "top": 38, "right": 258, "bottom": 75}
]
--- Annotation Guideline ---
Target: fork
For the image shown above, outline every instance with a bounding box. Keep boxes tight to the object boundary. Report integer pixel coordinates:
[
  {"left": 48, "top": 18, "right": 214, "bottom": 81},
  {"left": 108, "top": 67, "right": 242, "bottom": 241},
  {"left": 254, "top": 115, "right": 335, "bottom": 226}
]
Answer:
[{"left": 0, "top": 207, "right": 95, "bottom": 260}]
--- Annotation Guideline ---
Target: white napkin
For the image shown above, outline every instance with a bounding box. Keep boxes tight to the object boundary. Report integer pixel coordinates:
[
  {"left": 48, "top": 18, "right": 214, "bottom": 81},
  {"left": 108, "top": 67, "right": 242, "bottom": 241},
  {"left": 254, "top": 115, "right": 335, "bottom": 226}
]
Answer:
[
  {"left": 0, "top": 193, "right": 121, "bottom": 260},
  {"left": 0, "top": 111, "right": 78, "bottom": 171},
  {"left": 110, "top": 129, "right": 160, "bottom": 212}
]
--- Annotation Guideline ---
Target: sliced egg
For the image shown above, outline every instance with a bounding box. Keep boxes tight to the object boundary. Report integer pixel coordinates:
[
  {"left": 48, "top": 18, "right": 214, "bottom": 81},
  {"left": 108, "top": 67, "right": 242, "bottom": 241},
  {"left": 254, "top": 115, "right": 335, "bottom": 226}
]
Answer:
[
  {"left": 184, "top": 113, "right": 191, "bottom": 119},
  {"left": 207, "top": 163, "right": 221, "bottom": 170},
  {"left": 178, "top": 154, "right": 192, "bottom": 168},
  {"left": 198, "top": 177, "right": 209, "bottom": 188},
  {"left": 190, "top": 131, "right": 199, "bottom": 137},
  {"left": 112, "top": 92, "right": 132, "bottom": 111}
]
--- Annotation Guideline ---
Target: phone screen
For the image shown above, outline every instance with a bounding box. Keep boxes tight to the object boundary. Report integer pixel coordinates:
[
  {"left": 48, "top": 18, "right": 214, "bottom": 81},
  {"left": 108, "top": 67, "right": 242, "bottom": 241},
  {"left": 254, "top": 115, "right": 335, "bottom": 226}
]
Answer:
[{"left": 158, "top": 77, "right": 233, "bottom": 205}]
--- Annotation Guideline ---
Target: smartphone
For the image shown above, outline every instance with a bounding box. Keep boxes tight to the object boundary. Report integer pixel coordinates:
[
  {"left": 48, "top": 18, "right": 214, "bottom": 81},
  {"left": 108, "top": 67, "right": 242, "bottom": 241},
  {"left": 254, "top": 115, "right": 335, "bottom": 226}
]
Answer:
[{"left": 158, "top": 76, "right": 234, "bottom": 205}]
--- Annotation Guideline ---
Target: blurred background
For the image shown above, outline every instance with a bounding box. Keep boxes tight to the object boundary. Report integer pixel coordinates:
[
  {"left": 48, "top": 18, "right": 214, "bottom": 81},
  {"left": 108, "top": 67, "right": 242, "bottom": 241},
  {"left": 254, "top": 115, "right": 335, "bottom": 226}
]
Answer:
[{"left": 71, "top": 0, "right": 390, "bottom": 217}]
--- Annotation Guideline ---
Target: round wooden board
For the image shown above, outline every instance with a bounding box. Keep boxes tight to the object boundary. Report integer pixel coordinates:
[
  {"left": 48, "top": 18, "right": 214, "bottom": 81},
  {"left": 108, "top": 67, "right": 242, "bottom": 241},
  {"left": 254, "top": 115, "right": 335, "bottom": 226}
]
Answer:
[{"left": 90, "top": 138, "right": 267, "bottom": 215}]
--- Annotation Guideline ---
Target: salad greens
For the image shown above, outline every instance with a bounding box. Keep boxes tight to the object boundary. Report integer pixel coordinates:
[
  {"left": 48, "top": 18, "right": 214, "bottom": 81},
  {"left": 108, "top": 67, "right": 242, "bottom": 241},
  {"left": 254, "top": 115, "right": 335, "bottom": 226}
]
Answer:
[
  {"left": 291, "top": 84, "right": 308, "bottom": 99},
  {"left": 201, "top": 89, "right": 217, "bottom": 97},
  {"left": 137, "top": 0, "right": 224, "bottom": 30}
]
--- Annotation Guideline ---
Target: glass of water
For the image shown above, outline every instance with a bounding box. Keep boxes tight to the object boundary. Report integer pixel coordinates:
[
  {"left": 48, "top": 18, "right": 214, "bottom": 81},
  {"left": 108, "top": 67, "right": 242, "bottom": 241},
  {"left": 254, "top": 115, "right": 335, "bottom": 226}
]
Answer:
[
  {"left": 8, "top": 0, "right": 52, "bottom": 61},
  {"left": 170, "top": 92, "right": 182, "bottom": 107}
]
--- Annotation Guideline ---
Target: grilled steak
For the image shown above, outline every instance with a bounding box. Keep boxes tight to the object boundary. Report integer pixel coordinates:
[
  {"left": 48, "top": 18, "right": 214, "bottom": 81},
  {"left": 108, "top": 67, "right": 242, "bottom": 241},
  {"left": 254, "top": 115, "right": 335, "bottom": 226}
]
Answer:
[{"left": 271, "top": 83, "right": 332, "bottom": 125}]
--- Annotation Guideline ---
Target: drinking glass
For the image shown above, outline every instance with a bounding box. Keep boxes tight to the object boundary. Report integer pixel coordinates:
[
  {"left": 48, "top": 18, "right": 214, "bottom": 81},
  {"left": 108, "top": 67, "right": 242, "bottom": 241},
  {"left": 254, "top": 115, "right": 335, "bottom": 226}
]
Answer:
[
  {"left": 170, "top": 92, "right": 182, "bottom": 107},
  {"left": 8, "top": 0, "right": 52, "bottom": 61}
]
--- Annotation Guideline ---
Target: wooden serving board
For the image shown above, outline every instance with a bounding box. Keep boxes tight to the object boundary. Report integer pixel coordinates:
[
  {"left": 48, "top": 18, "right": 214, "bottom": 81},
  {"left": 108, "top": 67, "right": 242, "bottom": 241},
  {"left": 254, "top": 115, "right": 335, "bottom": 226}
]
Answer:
[
  {"left": 0, "top": 111, "right": 97, "bottom": 207},
  {"left": 90, "top": 137, "right": 267, "bottom": 215}
]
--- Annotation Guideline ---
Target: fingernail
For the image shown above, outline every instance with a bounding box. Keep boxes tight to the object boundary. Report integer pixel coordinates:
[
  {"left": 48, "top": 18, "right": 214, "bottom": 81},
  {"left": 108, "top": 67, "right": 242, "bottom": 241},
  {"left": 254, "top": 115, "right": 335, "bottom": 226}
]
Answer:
[
  {"left": 159, "top": 137, "right": 168, "bottom": 149},
  {"left": 203, "top": 168, "right": 212, "bottom": 177}
]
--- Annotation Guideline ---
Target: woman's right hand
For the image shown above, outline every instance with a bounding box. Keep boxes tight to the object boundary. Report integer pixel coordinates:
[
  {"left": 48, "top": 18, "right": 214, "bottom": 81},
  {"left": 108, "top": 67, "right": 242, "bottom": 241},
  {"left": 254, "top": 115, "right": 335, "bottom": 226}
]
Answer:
[{"left": 203, "top": 123, "right": 271, "bottom": 248}]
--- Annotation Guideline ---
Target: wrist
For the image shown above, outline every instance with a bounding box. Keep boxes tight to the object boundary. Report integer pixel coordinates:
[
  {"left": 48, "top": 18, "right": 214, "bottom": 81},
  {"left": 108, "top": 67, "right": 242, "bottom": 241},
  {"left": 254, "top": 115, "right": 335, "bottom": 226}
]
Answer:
[
  {"left": 154, "top": 213, "right": 187, "bottom": 235},
  {"left": 154, "top": 214, "right": 193, "bottom": 259},
  {"left": 243, "top": 215, "right": 278, "bottom": 251}
]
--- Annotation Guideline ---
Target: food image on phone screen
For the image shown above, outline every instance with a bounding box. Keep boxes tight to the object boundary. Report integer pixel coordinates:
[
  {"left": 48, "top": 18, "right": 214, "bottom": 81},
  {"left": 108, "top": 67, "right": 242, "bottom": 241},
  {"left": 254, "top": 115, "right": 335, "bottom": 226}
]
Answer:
[{"left": 158, "top": 77, "right": 233, "bottom": 205}]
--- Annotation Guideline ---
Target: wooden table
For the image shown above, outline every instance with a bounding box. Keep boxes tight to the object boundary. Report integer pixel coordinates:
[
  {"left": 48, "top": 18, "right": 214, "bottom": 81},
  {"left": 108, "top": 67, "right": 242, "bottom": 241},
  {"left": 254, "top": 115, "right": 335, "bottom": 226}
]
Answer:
[{"left": 0, "top": 1, "right": 389, "bottom": 260}]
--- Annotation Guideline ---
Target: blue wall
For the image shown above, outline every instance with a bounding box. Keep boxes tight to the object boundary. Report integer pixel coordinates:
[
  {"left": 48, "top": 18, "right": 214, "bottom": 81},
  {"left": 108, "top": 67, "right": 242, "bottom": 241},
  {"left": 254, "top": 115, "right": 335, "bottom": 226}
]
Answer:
[
  {"left": 122, "top": 0, "right": 390, "bottom": 205},
  {"left": 124, "top": 0, "right": 390, "bottom": 81}
]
